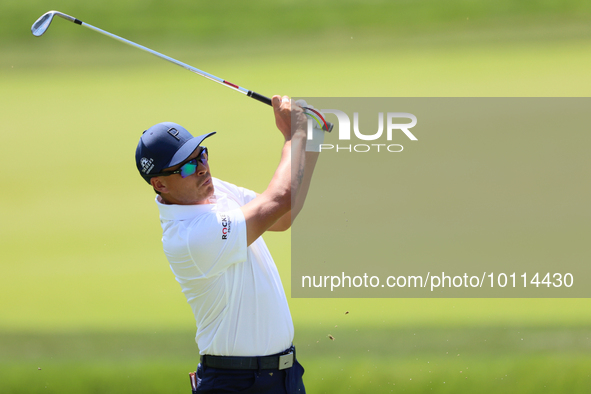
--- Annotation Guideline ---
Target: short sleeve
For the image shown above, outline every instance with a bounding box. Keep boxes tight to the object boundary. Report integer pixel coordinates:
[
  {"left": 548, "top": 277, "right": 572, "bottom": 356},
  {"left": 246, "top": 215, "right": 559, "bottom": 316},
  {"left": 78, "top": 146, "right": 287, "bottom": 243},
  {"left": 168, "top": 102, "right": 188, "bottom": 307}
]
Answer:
[
  {"left": 213, "top": 178, "right": 257, "bottom": 206},
  {"left": 186, "top": 208, "right": 247, "bottom": 277},
  {"left": 238, "top": 186, "right": 257, "bottom": 205}
]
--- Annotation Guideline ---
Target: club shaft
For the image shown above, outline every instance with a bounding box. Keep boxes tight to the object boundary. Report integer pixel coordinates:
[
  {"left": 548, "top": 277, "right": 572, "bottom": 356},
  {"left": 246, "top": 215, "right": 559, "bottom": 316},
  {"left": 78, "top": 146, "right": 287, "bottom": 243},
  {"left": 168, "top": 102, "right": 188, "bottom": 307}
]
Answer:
[
  {"left": 42, "top": 11, "right": 332, "bottom": 130},
  {"left": 80, "top": 22, "right": 255, "bottom": 97}
]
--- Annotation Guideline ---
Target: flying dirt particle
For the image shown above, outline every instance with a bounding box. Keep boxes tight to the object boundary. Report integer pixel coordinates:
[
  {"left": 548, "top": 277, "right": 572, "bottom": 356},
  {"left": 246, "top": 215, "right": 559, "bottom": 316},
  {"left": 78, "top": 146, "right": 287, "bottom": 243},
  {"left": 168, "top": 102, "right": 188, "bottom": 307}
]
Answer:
[
  {"left": 328, "top": 335, "right": 335, "bottom": 340},
  {"left": 335, "top": 325, "right": 338, "bottom": 328},
  {"left": 345, "top": 311, "right": 349, "bottom": 315}
]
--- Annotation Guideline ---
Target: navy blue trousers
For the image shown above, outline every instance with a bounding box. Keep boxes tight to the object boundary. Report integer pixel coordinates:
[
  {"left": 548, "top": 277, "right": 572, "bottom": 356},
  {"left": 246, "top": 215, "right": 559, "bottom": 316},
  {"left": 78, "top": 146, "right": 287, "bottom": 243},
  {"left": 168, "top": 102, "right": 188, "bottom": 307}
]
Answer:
[{"left": 193, "top": 359, "right": 305, "bottom": 393}]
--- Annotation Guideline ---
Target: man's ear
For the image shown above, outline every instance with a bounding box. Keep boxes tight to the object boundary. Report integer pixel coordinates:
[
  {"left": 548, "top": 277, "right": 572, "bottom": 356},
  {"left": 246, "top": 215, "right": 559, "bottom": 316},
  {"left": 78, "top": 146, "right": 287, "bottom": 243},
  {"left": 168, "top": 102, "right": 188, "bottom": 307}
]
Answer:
[{"left": 151, "top": 177, "right": 169, "bottom": 194}]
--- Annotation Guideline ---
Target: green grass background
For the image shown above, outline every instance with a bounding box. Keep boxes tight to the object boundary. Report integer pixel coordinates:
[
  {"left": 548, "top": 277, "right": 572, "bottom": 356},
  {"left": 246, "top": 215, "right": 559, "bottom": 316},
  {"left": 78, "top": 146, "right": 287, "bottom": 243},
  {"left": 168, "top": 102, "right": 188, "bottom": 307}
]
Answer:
[{"left": 2, "top": 0, "right": 591, "bottom": 392}]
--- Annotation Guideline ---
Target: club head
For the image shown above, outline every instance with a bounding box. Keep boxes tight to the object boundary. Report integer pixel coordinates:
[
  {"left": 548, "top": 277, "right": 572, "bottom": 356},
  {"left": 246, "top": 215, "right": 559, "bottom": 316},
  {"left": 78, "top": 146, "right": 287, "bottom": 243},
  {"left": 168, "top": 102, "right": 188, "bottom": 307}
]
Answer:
[
  {"left": 31, "top": 11, "right": 78, "bottom": 37},
  {"left": 31, "top": 11, "right": 56, "bottom": 37}
]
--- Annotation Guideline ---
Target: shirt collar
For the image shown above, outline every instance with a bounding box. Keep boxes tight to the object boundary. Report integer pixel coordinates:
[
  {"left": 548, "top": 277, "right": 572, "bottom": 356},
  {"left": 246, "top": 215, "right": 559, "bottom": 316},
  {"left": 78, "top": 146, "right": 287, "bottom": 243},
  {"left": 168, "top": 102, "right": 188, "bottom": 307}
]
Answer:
[{"left": 155, "top": 196, "right": 215, "bottom": 221}]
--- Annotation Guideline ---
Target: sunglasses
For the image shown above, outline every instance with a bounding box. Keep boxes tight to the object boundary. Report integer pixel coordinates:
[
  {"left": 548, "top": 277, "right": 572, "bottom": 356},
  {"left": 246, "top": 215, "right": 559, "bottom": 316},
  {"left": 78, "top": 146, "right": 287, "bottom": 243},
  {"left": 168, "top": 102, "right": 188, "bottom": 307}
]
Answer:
[{"left": 156, "top": 147, "right": 208, "bottom": 178}]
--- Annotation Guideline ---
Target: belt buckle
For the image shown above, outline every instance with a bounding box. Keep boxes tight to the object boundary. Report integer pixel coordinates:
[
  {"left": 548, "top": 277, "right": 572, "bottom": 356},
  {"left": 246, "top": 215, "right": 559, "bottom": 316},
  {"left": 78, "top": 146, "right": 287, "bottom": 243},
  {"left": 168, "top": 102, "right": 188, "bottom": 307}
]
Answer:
[{"left": 278, "top": 352, "right": 294, "bottom": 370}]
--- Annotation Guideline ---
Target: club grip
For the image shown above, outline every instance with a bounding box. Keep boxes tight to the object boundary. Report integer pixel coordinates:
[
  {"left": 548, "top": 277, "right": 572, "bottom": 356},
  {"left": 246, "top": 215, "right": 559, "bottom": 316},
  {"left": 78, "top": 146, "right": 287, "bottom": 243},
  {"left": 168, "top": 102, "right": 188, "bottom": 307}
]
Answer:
[
  {"left": 248, "top": 91, "right": 272, "bottom": 106},
  {"left": 247, "top": 91, "right": 333, "bottom": 132}
]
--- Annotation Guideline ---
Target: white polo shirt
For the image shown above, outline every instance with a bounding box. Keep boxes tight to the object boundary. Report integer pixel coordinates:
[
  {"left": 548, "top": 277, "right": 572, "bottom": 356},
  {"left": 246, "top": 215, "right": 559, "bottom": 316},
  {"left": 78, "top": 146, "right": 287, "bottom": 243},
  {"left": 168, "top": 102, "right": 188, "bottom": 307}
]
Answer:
[{"left": 156, "top": 178, "right": 294, "bottom": 356}]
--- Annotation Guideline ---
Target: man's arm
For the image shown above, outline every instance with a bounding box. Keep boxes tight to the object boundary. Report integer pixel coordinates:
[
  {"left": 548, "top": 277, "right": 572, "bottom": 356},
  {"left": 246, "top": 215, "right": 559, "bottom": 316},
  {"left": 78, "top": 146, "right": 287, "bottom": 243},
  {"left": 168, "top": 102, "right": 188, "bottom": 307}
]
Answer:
[
  {"left": 240, "top": 95, "right": 308, "bottom": 246},
  {"left": 267, "top": 151, "right": 318, "bottom": 231}
]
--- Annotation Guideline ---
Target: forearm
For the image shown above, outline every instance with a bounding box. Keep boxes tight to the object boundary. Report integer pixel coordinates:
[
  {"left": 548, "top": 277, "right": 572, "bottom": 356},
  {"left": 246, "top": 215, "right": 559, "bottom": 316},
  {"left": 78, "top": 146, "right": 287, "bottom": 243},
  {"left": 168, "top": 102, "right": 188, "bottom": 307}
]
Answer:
[
  {"left": 267, "top": 95, "right": 307, "bottom": 204},
  {"left": 269, "top": 151, "right": 318, "bottom": 231},
  {"left": 260, "top": 127, "right": 307, "bottom": 212},
  {"left": 264, "top": 140, "right": 296, "bottom": 206},
  {"left": 291, "top": 151, "right": 318, "bottom": 222},
  {"left": 244, "top": 95, "right": 308, "bottom": 238}
]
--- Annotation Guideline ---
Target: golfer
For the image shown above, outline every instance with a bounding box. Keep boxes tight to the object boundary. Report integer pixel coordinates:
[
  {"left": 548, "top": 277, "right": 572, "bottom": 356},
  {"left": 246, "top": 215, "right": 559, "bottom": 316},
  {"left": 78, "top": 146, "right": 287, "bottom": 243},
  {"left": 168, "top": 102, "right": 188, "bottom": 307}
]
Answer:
[{"left": 135, "top": 95, "right": 323, "bottom": 393}]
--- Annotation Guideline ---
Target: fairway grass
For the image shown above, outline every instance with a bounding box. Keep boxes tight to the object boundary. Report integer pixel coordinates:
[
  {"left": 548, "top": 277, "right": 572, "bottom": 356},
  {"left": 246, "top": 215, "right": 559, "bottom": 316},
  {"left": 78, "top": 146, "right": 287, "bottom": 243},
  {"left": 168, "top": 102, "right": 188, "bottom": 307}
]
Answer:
[
  {"left": 2, "top": 34, "right": 591, "bottom": 331},
  {"left": 2, "top": 327, "right": 590, "bottom": 393},
  {"left": 2, "top": 18, "right": 591, "bottom": 394}
]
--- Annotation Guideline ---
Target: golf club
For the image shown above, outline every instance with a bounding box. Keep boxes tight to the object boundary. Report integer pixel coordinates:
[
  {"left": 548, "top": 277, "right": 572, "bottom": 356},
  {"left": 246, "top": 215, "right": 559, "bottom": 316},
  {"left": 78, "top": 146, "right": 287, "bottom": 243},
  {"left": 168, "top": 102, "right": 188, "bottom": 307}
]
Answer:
[{"left": 31, "top": 10, "right": 333, "bottom": 132}]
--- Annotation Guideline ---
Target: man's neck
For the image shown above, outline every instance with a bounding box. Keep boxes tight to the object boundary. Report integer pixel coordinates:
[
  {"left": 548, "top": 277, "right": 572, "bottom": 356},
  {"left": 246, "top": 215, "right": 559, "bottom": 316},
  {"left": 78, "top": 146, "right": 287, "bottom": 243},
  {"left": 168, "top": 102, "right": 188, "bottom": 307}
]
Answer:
[
  {"left": 158, "top": 194, "right": 211, "bottom": 205},
  {"left": 157, "top": 195, "right": 168, "bottom": 204}
]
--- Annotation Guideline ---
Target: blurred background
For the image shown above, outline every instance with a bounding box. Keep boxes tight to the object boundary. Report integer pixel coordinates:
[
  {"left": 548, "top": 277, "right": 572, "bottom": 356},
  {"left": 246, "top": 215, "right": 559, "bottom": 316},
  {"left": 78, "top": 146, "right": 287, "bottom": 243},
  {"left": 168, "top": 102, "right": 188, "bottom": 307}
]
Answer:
[{"left": 1, "top": 0, "right": 591, "bottom": 393}]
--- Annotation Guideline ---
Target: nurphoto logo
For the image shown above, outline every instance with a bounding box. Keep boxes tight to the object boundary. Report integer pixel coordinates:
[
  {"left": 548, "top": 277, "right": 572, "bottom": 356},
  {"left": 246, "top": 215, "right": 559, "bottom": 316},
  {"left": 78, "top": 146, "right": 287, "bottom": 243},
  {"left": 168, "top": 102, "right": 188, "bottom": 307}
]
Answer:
[{"left": 310, "top": 110, "right": 418, "bottom": 153}]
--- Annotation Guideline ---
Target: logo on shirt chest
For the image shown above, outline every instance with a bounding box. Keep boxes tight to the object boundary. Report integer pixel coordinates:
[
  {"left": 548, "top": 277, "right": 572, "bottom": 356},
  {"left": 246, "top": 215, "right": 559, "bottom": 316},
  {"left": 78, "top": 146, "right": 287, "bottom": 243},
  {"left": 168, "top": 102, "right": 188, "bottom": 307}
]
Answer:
[{"left": 220, "top": 213, "right": 232, "bottom": 240}]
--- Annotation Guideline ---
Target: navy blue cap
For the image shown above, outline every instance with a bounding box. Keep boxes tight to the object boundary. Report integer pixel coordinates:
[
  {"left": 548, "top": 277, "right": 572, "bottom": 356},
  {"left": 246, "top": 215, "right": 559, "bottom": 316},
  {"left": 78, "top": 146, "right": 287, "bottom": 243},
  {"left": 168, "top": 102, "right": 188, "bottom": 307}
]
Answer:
[{"left": 135, "top": 122, "right": 215, "bottom": 184}]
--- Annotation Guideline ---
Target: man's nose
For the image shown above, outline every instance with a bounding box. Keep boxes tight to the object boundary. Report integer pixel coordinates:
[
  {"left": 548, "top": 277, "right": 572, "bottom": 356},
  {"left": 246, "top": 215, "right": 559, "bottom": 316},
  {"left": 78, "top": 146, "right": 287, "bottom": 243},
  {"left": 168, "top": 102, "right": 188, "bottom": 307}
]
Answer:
[{"left": 196, "top": 159, "right": 208, "bottom": 175}]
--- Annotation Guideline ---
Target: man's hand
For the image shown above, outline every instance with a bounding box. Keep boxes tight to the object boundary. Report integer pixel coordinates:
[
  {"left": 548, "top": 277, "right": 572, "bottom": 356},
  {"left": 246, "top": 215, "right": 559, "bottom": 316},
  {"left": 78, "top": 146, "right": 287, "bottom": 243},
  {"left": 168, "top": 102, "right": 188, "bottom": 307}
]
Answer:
[
  {"left": 294, "top": 100, "right": 326, "bottom": 152},
  {"left": 272, "top": 95, "right": 307, "bottom": 141}
]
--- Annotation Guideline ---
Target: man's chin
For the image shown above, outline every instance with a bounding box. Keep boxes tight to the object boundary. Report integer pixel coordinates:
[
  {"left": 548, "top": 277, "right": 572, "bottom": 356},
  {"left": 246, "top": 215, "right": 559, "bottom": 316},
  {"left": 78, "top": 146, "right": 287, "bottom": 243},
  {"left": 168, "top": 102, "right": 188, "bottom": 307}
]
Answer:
[{"left": 204, "top": 183, "right": 215, "bottom": 199}]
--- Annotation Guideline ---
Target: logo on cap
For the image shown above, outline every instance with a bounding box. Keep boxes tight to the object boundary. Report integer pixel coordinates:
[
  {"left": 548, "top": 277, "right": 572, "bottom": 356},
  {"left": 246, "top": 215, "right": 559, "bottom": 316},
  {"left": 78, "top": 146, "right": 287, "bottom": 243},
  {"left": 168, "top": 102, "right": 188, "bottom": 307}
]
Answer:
[
  {"left": 167, "top": 128, "right": 181, "bottom": 141},
  {"left": 140, "top": 157, "right": 155, "bottom": 174}
]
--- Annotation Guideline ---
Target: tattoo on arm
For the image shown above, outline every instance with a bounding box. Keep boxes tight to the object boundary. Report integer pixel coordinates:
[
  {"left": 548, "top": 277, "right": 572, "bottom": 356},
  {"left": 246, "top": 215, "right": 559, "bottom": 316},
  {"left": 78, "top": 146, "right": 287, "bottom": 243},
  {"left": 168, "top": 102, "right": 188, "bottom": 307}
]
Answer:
[{"left": 296, "top": 164, "right": 305, "bottom": 187}]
